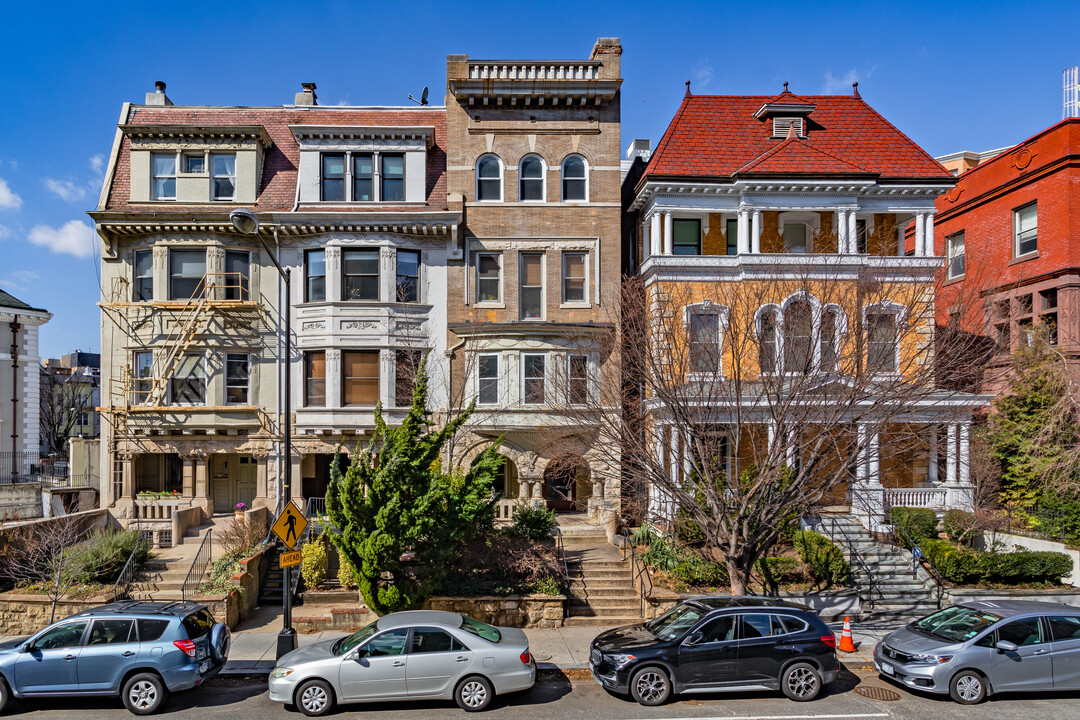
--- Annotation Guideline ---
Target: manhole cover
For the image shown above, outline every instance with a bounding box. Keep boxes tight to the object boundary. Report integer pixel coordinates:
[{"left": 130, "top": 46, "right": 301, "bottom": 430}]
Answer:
[{"left": 855, "top": 686, "right": 902, "bottom": 701}]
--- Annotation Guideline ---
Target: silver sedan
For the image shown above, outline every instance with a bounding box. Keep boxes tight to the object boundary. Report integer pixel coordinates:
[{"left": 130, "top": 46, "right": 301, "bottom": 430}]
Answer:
[{"left": 269, "top": 610, "right": 535, "bottom": 715}]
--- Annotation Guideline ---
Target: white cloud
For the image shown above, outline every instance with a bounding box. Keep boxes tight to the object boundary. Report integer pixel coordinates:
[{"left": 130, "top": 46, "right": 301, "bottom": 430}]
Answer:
[
  {"left": 27, "top": 220, "right": 96, "bottom": 258},
  {"left": 0, "top": 178, "right": 21, "bottom": 210},
  {"left": 692, "top": 58, "right": 714, "bottom": 90},
  {"left": 89, "top": 154, "right": 105, "bottom": 174},
  {"left": 0, "top": 269, "right": 39, "bottom": 290},
  {"left": 0, "top": 224, "right": 10, "bottom": 239},
  {"left": 45, "top": 178, "right": 89, "bottom": 203},
  {"left": 822, "top": 67, "right": 876, "bottom": 95}
]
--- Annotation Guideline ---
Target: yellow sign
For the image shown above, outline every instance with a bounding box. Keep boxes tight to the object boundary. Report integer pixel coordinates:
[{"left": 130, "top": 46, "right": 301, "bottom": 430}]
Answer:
[
  {"left": 279, "top": 550, "right": 302, "bottom": 569},
  {"left": 271, "top": 501, "right": 308, "bottom": 549}
]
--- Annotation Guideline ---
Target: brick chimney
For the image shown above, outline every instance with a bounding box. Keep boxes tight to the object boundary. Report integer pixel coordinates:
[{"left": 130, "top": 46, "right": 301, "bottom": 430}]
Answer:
[
  {"left": 145, "top": 81, "right": 173, "bottom": 106},
  {"left": 295, "top": 82, "right": 318, "bottom": 106}
]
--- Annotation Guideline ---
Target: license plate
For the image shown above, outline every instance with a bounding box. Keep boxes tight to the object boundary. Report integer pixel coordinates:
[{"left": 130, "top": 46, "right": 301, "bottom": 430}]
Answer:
[
  {"left": 880, "top": 662, "right": 894, "bottom": 676},
  {"left": 199, "top": 661, "right": 210, "bottom": 674}
]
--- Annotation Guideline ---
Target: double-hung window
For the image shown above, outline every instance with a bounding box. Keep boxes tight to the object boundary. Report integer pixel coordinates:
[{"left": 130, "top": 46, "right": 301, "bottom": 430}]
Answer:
[
  {"left": 343, "top": 249, "right": 380, "bottom": 301},
  {"left": 519, "top": 155, "right": 544, "bottom": 201},
  {"left": 725, "top": 219, "right": 739, "bottom": 256},
  {"left": 396, "top": 250, "right": 420, "bottom": 303},
  {"left": 562, "top": 252, "right": 586, "bottom": 303},
  {"left": 476, "top": 253, "right": 501, "bottom": 303},
  {"left": 867, "top": 313, "right": 898, "bottom": 373},
  {"left": 478, "top": 355, "right": 499, "bottom": 405},
  {"left": 225, "top": 353, "right": 250, "bottom": 404},
  {"left": 211, "top": 154, "right": 236, "bottom": 200},
  {"left": 352, "top": 154, "right": 374, "bottom": 201},
  {"left": 562, "top": 155, "right": 587, "bottom": 201},
  {"left": 151, "top": 153, "right": 176, "bottom": 200},
  {"left": 133, "top": 249, "right": 153, "bottom": 302},
  {"left": 519, "top": 253, "right": 544, "bottom": 320},
  {"left": 523, "top": 354, "right": 546, "bottom": 405},
  {"left": 224, "top": 250, "right": 250, "bottom": 301},
  {"left": 306, "top": 249, "right": 326, "bottom": 302},
  {"left": 381, "top": 154, "right": 405, "bottom": 202},
  {"left": 171, "top": 354, "right": 205, "bottom": 405},
  {"left": 783, "top": 301, "right": 813, "bottom": 373},
  {"left": 476, "top": 155, "right": 502, "bottom": 201},
  {"left": 568, "top": 355, "right": 588, "bottom": 405},
  {"left": 689, "top": 311, "right": 720, "bottom": 374},
  {"left": 672, "top": 219, "right": 701, "bottom": 255},
  {"left": 395, "top": 349, "right": 423, "bottom": 407},
  {"left": 947, "top": 231, "right": 965, "bottom": 278},
  {"left": 169, "top": 249, "right": 206, "bottom": 301},
  {"left": 759, "top": 312, "right": 778, "bottom": 373},
  {"left": 855, "top": 219, "right": 868, "bottom": 254},
  {"left": 321, "top": 153, "right": 346, "bottom": 201},
  {"left": 342, "top": 351, "right": 379, "bottom": 406},
  {"left": 304, "top": 351, "right": 326, "bottom": 407},
  {"left": 1014, "top": 202, "right": 1037, "bottom": 256},
  {"left": 132, "top": 352, "right": 153, "bottom": 405}
]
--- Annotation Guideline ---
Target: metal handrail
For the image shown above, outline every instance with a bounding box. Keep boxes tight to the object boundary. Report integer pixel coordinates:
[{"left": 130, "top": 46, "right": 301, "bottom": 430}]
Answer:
[
  {"left": 892, "top": 524, "right": 946, "bottom": 609},
  {"left": 552, "top": 526, "right": 569, "bottom": 593},
  {"left": 180, "top": 529, "right": 213, "bottom": 600},
  {"left": 621, "top": 527, "right": 653, "bottom": 618},
  {"left": 816, "top": 513, "right": 875, "bottom": 611},
  {"left": 111, "top": 540, "right": 143, "bottom": 602}
]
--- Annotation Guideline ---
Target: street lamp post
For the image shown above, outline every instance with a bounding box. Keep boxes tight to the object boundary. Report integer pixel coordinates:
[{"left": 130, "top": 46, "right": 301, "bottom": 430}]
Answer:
[{"left": 229, "top": 209, "right": 297, "bottom": 658}]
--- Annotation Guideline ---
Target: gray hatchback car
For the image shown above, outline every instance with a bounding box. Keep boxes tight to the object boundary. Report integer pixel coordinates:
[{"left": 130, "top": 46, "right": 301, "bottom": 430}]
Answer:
[
  {"left": 875, "top": 600, "right": 1080, "bottom": 703},
  {"left": 0, "top": 600, "right": 230, "bottom": 715}
]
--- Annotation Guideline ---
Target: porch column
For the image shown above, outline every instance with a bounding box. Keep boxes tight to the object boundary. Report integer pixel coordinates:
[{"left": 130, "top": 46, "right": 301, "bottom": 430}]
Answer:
[
  {"left": 847, "top": 211, "right": 858, "bottom": 254},
  {"left": 737, "top": 209, "right": 750, "bottom": 254},
  {"left": 897, "top": 223, "right": 906, "bottom": 257},
  {"left": 181, "top": 457, "right": 195, "bottom": 498},
  {"left": 767, "top": 421, "right": 777, "bottom": 454},
  {"left": 851, "top": 422, "right": 885, "bottom": 529},
  {"left": 925, "top": 211, "right": 936, "bottom": 256},
  {"left": 193, "top": 452, "right": 209, "bottom": 500},
  {"left": 836, "top": 209, "right": 848, "bottom": 254},
  {"left": 663, "top": 212, "right": 674, "bottom": 255},
  {"left": 946, "top": 423, "right": 958, "bottom": 485},
  {"left": 914, "top": 212, "right": 926, "bottom": 257},
  {"left": 867, "top": 426, "right": 881, "bottom": 486},
  {"left": 290, "top": 456, "right": 302, "bottom": 505},
  {"left": 650, "top": 212, "right": 662, "bottom": 256},
  {"left": 642, "top": 218, "right": 651, "bottom": 261},
  {"left": 253, "top": 450, "right": 270, "bottom": 507},
  {"left": 751, "top": 210, "right": 762, "bottom": 254},
  {"left": 928, "top": 426, "right": 939, "bottom": 485},
  {"left": 120, "top": 452, "right": 135, "bottom": 502},
  {"left": 958, "top": 422, "right": 970, "bottom": 485}
]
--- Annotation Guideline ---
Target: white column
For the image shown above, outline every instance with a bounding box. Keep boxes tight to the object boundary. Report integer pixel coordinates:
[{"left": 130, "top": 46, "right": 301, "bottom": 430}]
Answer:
[
  {"left": 946, "top": 423, "right": 958, "bottom": 484},
  {"left": 642, "top": 219, "right": 651, "bottom": 261},
  {"left": 925, "top": 211, "right": 935, "bottom": 257},
  {"left": 855, "top": 423, "right": 867, "bottom": 483},
  {"left": 847, "top": 210, "right": 858, "bottom": 254},
  {"left": 650, "top": 212, "right": 662, "bottom": 256},
  {"left": 751, "top": 210, "right": 762, "bottom": 254},
  {"left": 914, "top": 212, "right": 926, "bottom": 257},
  {"left": 737, "top": 209, "right": 750, "bottom": 254},
  {"left": 959, "top": 422, "right": 970, "bottom": 485},
  {"left": 897, "top": 223, "right": 906, "bottom": 257},
  {"left": 663, "top": 212, "right": 674, "bottom": 255},
  {"left": 928, "top": 426, "right": 939, "bottom": 485},
  {"left": 836, "top": 209, "right": 848, "bottom": 254},
  {"left": 767, "top": 421, "right": 777, "bottom": 453},
  {"left": 784, "top": 429, "right": 796, "bottom": 469}
]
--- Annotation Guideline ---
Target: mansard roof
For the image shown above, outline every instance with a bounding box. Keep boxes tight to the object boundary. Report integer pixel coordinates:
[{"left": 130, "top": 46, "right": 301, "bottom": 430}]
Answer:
[
  {"left": 0, "top": 288, "right": 47, "bottom": 314},
  {"left": 641, "top": 92, "right": 953, "bottom": 186}
]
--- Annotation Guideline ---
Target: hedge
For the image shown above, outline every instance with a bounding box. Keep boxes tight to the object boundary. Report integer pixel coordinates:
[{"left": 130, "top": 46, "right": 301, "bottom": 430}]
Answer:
[
  {"left": 888, "top": 507, "right": 938, "bottom": 545},
  {"left": 942, "top": 510, "right": 978, "bottom": 546},
  {"left": 921, "top": 539, "right": 981, "bottom": 584},
  {"left": 922, "top": 538, "right": 1072, "bottom": 585},
  {"left": 793, "top": 530, "right": 851, "bottom": 588}
]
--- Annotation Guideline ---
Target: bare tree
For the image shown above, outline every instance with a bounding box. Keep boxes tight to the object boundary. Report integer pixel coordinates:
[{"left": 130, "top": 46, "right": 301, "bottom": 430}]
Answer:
[{"left": 39, "top": 366, "right": 95, "bottom": 458}]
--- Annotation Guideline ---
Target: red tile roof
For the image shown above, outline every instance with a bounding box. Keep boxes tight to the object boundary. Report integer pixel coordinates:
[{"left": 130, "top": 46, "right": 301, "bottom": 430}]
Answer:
[
  {"left": 104, "top": 106, "right": 448, "bottom": 213},
  {"left": 642, "top": 94, "right": 952, "bottom": 184}
]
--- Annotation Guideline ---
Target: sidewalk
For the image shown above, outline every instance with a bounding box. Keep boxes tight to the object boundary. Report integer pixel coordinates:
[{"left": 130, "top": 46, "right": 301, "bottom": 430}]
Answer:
[{"left": 222, "top": 605, "right": 904, "bottom": 674}]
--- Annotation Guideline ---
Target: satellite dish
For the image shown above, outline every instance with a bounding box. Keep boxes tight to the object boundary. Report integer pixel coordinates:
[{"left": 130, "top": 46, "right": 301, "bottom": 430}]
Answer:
[{"left": 409, "top": 86, "right": 430, "bottom": 106}]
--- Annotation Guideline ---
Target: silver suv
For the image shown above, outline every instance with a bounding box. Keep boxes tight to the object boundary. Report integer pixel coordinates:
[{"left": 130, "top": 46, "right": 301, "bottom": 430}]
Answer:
[
  {"left": 875, "top": 600, "right": 1080, "bottom": 704},
  {"left": 0, "top": 600, "right": 230, "bottom": 715}
]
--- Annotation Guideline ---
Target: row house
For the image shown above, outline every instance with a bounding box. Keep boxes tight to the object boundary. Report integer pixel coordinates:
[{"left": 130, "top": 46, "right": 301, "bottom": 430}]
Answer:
[
  {"left": 0, "top": 289, "right": 50, "bottom": 482},
  {"left": 934, "top": 118, "right": 1080, "bottom": 394},
  {"left": 623, "top": 84, "right": 987, "bottom": 528}
]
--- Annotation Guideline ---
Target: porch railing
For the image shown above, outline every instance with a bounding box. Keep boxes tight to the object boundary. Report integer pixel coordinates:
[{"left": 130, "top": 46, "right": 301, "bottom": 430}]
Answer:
[
  {"left": 884, "top": 488, "right": 947, "bottom": 512},
  {"left": 621, "top": 526, "right": 653, "bottom": 619},
  {"left": 0, "top": 452, "right": 47, "bottom": 483},
  {"left": 495, "top": 498, "right": 515, "bottom": 521},
  {"left": 181, "top": 529, "right": 212, "bottom": 600}
]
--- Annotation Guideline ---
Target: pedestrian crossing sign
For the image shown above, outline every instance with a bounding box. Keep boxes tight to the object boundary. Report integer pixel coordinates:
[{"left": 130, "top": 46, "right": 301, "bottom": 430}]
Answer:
[{"left": 272, "top": 501, "right": 308, "bottom": 549}]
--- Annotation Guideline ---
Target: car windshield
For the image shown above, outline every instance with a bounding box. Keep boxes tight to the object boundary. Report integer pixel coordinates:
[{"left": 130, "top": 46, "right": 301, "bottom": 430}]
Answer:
[
  {"left": 334, "top": 622, "right": 378, "bottom": 656},
  {"left": 646, "top": 603, "right": 704, "bottom": 641},
  {"left": 911, "top": 606, "right": 1001, "bottom": 642},
  {"left": 459, "top": 616, "right": 501, "bottom": 643}
]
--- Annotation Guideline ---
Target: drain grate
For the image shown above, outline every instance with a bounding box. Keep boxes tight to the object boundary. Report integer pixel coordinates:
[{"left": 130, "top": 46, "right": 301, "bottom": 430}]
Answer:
[{"left": 855, "top": 685, "right": 902, "bottom": 701}]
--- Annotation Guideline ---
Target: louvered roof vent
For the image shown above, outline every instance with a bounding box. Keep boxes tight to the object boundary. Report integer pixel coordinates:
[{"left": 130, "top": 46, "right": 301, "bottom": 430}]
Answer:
[{"left": 772, "top": 117, "right": 804, "bottom": 138}]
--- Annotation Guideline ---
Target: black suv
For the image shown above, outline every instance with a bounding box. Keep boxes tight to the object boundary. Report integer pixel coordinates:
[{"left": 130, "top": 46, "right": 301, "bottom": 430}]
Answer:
[{"left": 589, "top": 597, "right": 840, "bottom": 705}]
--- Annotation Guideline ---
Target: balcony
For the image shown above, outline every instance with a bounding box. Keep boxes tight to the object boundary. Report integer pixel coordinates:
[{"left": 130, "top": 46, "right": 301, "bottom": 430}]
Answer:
[{"left": 640, "top": 252, "right": 942, "bottom": 286}]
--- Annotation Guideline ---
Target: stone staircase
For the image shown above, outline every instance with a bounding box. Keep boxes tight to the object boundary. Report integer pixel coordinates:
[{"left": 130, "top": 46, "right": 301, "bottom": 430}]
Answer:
[
  {"left": 130, "top": 520, "right": 219, "bottom": 601},
  {"left": 814, "top": 514, "right": 942, "bottom": 618},
  {"left": 558, "top": 520, "right": 642, "bottom": 627}
]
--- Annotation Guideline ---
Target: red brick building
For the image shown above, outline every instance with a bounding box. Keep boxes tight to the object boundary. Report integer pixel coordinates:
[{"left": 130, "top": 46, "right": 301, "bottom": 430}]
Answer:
[{"left": 934, "top": 118, "right": 1080, "bottom": 391}]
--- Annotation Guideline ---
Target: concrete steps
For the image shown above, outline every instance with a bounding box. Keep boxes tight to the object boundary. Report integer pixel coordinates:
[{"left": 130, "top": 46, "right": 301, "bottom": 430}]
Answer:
[
  {"left": 130, "top": 521, "right": 218, "bottom": 601},
  {"left": 557, "top": 518, "right": 642, "bottom": 626}
]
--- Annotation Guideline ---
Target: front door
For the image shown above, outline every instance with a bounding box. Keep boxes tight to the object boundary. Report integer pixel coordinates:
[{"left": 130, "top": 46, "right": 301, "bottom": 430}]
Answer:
[
  {"left": 677, "top": 615, "right": 739, "bottom": 687},
  {"left": 14, "top": 621, "right": 88, "bottom": 693},
  {"left": 406, "top": 628, "right": 471, "bottom": 696},
  {"left": 990, "top": 617, "right": 1054, "bottom": 691},
  {"left": 212, "top": 466, "right": 232, "bottom": 513},
  {"left": 1047, "top": 615, "right": 1080, "bottom": 688},
  {"left": 543, "top": 462, "right": 576, "bottom": 512},
  {"left": 736, "top": 613, "right": 785, "bottom": 682},
  {"left": 78, "top": 618, "right": 139, "bottom": 691},
  {"left": 236, "top": 456, "right": 256, "bottom": 507},
  {"left": 339, "top": 628, "right": 409, "bottom": 700}
]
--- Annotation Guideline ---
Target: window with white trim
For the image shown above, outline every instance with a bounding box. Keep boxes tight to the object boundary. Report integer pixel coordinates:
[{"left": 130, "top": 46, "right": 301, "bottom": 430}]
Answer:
[
  {"left": 182, "top": 153, "right": 205, "bottom": 174},
  {"left": 519, "top": 155, "right": 545, "bottom": 201},
  {"left": 381, "top": 154, "right": 405, "bottom": 202},
  {"left": 476, "top": 253, "right": 501, "bottom": 303},
  {"left": 783, "top": 300, "right": 813, "bottom": 373},
  {"left": 758, "top": 311, "right": 778, "bottom": 373},
  {"left": 225, "top": 353, "right": 250, "bottom": 404},
  {"left": 568, "top": 354, "right": 588, "bottom": 405},
  {"left": 133, "top": 249, "right": 153, "bottom": 302},
  {"left": 305, "top": 249, "right": 326, "bottom": 302},
  {"left": 169, "top": 249, "right": 206, "bottom": 301},
  {"left": 342, "top": 351, "right": 379, "bottom": 406},
  {"left": 1014, "top": 202, "right": 1037, "bottom": 256},
  {"left": 820, "top": 309, "right": 838, "bottom": 372},
  {"left": 562, "top": 155, "right": 587, "bottom": 201},
  {"left": 523, "top": 354, "right": 546, "bottom": 405},
  {"left": 562, "top": 252, "right": 587, "bottom": 303},
  {"left": 352, "top": 153, "right": 374, "bottom": 201},
  {"left": 519, "top": 252, "right": 544, "bottom": 320},
  {"left": 947, "top": 231, "right": 965, "bottom": 278},
  {"left": 476, "top": 154, "right": 502, "bottom": 201},
  {"left": 395, "top": 349, "right": 424, "bottom": 407},
  {"left": 304, "top": 351, "right": 326, "bottom": 407},
  {"left": 211, "top": 154, "right": 236, "bottom": 200},
  {"left": 478, "top": 355, "right": 499, "bottom": 405},
  {"left": 224, "top": 250, "right": 250, "bottom": 301},
  {"left": 866, "top": 313, "right": 898, "bottom": 373},
  {"left": 151, "top": 153, "right": 176, "bottom": 200},
  {"left": 132, "top": 352, "right": 153, "bottom": 405},
  {"left": 343, "top": 249, "right": 380, "bottom": 301},
  {"left": 170, "top": 354, "right": 205, "bottom": 405},
  {"left": 396, "top": 249, "right": 420, "bottom": 303},
  {"left": 688, "top": 311, "right": 720, "bottom": 374},
  {"left": 321, "top": 153, "right": 346, "bottom": 201}
]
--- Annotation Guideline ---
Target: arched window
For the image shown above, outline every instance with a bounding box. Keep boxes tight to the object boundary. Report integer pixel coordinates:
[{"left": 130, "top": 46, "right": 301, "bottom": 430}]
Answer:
[
  {"left": 476, "top": 155, "right": 502, "bottom": 201},
  {"left": 519, "top": 155, "right": 545, "bottom": 201},
  {"left": 784, "top": 300, "right": 814, "bottom": 374},
  {"left": 820, "top": 309, "right": 838, "bottom": 372},
  {"left": 562, "top": 155, "right": 588, "bottom": 201},
  {"left": 758, "top": 310, "right": 779, "bottom": 373}
]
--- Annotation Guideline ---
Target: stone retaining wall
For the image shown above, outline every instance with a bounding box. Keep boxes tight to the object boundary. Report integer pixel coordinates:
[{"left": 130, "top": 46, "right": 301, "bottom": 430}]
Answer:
[
  {"left": 424, "top": 594, "right": 565, "bottom": 628},
  {"left": 0, "top": 593, "right": 111, "bottom": 636}
]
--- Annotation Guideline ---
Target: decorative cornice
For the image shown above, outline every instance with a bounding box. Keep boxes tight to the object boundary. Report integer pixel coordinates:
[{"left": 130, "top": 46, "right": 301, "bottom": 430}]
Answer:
[
  {"left": 290, "top": 125, "right": 435, "bottom": 148},
  {"left": 631, "top": 179, "right": 950, "bottom": 212},
  {"left": 120, "top": 124, "right": 273, "bottom": 149}
]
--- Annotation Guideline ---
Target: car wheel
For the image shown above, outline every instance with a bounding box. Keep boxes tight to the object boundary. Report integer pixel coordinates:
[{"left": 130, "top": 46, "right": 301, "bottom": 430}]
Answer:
[
  {"left": 950, "top": 670, "right": 987, "bottom": 704},
  {"left": 455, "top": 675, "right": 494, "bottom": 712},
  {"left": 630, "top": 666, "right": 671, "bottom": 706},
  {"left": 0, "top": 677, "right": 9, "bottom": 713},
  {"left": 781, "top": 662, "right": 822, "bottom": 702},
  {"left": 296, "top": 679, "right": 334, "bottom": 717},
  {"left": 122, "top": 673, "right": 168, "bottom": 715}
]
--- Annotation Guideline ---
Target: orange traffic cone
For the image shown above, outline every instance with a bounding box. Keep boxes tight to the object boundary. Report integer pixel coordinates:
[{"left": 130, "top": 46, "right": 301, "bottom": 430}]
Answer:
[{"left": 838, "top": 616, "right": 856, "bottom": 653}]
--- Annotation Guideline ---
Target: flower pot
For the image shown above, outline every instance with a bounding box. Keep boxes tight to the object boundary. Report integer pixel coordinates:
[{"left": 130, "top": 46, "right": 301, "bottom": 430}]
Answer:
[{"left": 234, "top": 510, "right": 246, "bottom": 522}]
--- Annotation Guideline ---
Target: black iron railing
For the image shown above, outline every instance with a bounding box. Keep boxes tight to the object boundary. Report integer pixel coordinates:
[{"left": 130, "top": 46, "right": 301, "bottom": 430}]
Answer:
[
  {"left": 621, "top": 526, "right": 653, "bottom": 618},
  {"left": 112, "top": 540, "right": 144, "bottom": 602},
  {"left": 814, "top": 513, "right": 876, "bottom": 612},
  {"left": 889, "top": 524, "right": 946, "bottom": 609},
  {"left": 0, "top": 452, "right": 46, "bottom": 483},
  {"left": 552, "top": 526, "right": 569, "bottom": 595},
  {"left": 181, "top": 529, "right": 213, "bottom": 600}
]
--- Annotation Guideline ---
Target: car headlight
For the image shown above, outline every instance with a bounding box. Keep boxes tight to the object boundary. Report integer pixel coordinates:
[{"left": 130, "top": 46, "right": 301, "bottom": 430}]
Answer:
[
  {"left": 610, "top": 653, "right": 636, "bottom": 669},
  {"left": 270, "top": 667, "right": 294, "bottom": 679},
  {"left": 908, "top": 653, "right": 953, "bottom": 665}
]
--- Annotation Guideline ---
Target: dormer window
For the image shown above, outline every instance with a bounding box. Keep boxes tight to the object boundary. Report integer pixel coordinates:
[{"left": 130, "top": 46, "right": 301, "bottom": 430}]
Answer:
[{"left": 772, "top": 117, "right": 804, "bottom": 138}]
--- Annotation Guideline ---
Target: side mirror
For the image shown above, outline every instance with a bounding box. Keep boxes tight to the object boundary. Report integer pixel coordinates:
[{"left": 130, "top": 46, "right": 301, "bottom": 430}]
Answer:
[
  {"left": 996, "top": 640, "right": 1018, "bottom": 653},
  {"left": 18, "top": 643, "right": 30, "bottom": 654},
  {"left": 682, "top": 632, "right": 704, "bottom": 647}
]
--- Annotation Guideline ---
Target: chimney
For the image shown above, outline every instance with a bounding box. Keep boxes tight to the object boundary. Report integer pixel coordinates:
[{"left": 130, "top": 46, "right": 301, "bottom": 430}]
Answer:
[
  {"left": 295, "top": 82, "right": 318, "bottom": 106},
  {"left": 626, "top": 138, "right": 652, "bottom": 162},
  {"left": 145, "top": 80, "right": 173, "bottom": 106}
]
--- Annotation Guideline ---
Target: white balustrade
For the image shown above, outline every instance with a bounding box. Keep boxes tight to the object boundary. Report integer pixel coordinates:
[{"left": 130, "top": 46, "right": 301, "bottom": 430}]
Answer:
[{"left": 883, "top": 488, "right": 947, "bottom": 511}]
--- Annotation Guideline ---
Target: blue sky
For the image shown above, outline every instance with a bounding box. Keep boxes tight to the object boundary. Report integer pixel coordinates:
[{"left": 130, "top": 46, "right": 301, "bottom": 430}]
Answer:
[{"left": 0, "top": 0, "right": 1077, "bottom": 358}]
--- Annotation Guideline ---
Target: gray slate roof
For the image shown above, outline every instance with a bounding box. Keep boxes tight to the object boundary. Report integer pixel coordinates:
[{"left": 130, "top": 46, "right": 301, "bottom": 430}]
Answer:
[{"left": 0, "top": 288, "right": 47, "bottom": 313}]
